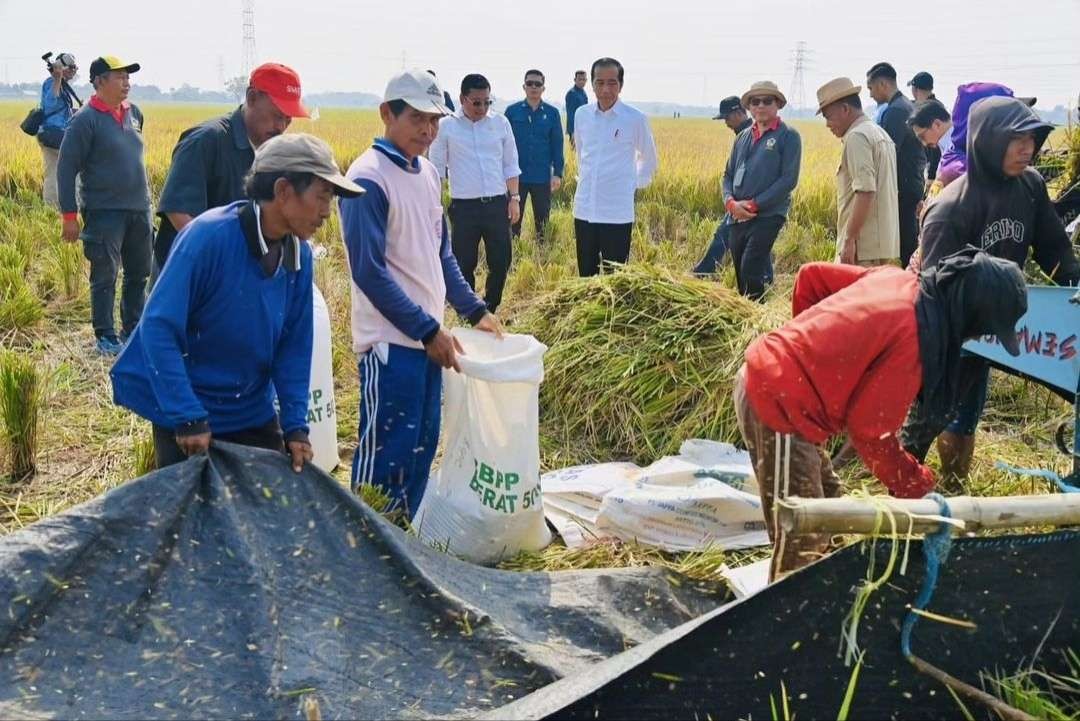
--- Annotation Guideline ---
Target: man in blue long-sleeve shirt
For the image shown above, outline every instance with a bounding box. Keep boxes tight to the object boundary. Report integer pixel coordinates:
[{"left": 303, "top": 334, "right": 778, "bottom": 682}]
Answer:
[
  {"left": 722, "top": 81, "right": 802, "bottom": 300},
  {"left": 506, "top": 69, "right": 564, "bottom": 240},
  {"left": 340, "top": 69, "right": 503, "bottom": 517},
  {"left": 564, "top": 70, "right": 588, "bottom": 148},
  {"left": 111, "top": 133, "right": 364, "bottom": 471},
  {"left": 37, "top": 52, "right": 79, "bottom": 208}
]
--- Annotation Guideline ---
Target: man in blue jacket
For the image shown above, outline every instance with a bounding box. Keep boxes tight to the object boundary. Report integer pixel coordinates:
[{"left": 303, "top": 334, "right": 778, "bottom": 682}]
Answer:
[
  {"left": 506, "top": 69, "right": 564, "bottom": 240},
  {"left": 38, "top": 52, "right": 79, "bottom": 208},
  {"left": 111, "top": 133, "right": 364, "bottom": 471},
  {"left": 722, "top": 81, "right": 802, "bottom": 300}
]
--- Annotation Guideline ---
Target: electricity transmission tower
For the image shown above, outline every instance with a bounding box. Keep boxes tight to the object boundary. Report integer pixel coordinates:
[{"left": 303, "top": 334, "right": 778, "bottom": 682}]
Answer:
[
  {"left": 789, "top": 41, "right": 809, "bottom": 112},
  {"left": 241, "top": 0, "right": 257, "bottom": 79}
]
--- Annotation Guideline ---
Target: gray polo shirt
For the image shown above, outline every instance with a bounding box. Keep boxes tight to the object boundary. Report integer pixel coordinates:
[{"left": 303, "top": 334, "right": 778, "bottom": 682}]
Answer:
[{"left": 56, "top": 100, "right": 149, "bottom": 214}]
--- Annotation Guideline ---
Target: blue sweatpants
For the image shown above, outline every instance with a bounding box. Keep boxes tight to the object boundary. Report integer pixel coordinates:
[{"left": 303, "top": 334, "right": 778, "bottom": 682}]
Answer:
[{"left": 352, "top": 345, "right": 442, "bottom": 518}]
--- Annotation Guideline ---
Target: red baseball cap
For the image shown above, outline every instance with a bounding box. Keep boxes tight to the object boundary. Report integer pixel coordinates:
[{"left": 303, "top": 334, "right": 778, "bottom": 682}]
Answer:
[{"left": 250, "top": 63, "right": 309, "bottom": 118}]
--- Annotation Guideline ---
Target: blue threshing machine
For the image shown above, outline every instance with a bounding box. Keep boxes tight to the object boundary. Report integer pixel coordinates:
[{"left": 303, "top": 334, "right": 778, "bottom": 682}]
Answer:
[{"left": 963, "top": 285, "right": 1080, "bottom": 486}]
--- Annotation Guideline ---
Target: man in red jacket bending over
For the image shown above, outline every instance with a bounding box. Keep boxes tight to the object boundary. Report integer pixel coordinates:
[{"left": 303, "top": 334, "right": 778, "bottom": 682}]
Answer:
[{"left": 734, "top": 248, "right": 1027, "bottom": 579}]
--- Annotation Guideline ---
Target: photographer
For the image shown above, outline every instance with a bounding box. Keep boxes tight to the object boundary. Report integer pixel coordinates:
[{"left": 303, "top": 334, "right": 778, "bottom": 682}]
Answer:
[{"left": 38, "top": 52, "right": 79, "bottom": 208}]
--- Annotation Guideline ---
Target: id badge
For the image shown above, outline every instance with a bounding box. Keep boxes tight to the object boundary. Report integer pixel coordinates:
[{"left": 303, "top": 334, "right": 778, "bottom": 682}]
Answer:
[{"left": 734, "top": 163, "right": 746, "bottom": 188}]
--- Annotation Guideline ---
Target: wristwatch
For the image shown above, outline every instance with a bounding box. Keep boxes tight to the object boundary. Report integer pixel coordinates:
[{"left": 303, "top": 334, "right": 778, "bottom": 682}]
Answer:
[{"left": 509, "top": 194, "right": 521, "bottom": 201}]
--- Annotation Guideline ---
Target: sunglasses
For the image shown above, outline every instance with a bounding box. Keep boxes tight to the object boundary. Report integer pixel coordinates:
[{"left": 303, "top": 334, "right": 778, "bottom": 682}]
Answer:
[
  {"left": 524, "top": 81, "right": 544, "bottom": 88},
  {"left": 749, "top": 97, "right": 776, "bottom": 107},
  {"left": 468, "top": 99, "right": 494, "bottom": 108}
]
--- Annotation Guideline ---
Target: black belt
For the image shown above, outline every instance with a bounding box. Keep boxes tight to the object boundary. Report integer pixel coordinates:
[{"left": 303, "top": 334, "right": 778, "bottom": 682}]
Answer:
[{"left": 454, "top": 194, "right": 508, "bottom": 204}]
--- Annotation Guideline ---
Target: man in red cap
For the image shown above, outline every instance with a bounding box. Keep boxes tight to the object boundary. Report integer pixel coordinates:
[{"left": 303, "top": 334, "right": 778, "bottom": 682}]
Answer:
[{"left": 153, "top": 62, "right": 309, "bottom": 271}]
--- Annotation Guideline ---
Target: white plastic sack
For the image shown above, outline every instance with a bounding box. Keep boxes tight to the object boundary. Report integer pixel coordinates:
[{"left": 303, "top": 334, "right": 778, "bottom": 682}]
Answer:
[
  {"left": 306, "top": 284, "right": 338, "bottom": 472},
  {"left": 415, "top": 329, "right": 551, "bottom": 565},
  {"left": 542, "top": 440, "right": 769, "bottom": 552}
]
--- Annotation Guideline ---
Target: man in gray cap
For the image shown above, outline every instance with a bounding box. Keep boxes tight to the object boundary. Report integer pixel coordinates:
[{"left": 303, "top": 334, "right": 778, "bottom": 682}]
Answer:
[
  {"left": 111, "top": 133, "right": 364, "bottom": 471},
  {"left": 339, "top": 69, "right": 503, "bottom": 518},
  {"left": 694, "top": 95, "right": 753, "bottom": 275}
]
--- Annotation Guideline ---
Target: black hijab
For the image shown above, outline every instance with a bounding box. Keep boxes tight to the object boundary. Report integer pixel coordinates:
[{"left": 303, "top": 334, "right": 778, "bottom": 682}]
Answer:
[{"left": 914, "top": 247, "right": 1028, "bottom": 427}]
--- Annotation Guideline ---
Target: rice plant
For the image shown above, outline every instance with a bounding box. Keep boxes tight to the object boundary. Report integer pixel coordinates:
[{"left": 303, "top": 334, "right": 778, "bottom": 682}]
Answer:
[
  {"left": 45, "top": 241, "right": 86, "bottom": 302},
  {"left": 131, "top": 430, "right": 156, "bottom": 477},
  {"left": 0, "top": 351, "right": 45, "bottom": 481},
  {"left": 0, "top": 266, "right": 43, "bottom": 331}
]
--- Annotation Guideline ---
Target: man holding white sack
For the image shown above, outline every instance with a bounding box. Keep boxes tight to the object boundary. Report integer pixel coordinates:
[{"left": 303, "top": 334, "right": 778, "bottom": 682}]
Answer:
[{"left": 340, "top": 69, "right": 503, "bottom": 518}]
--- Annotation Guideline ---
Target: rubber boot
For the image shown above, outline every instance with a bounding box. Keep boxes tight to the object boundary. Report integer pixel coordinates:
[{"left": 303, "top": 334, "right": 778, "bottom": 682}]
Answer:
[{"left": 936, "top": 431, "right": 976, "bottom": 486}]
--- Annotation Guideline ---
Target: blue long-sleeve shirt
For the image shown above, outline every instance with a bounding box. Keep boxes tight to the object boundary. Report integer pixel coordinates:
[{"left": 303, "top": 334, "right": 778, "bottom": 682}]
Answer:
[
  {"left": 111, "top": 201, "right": 313, "bottom": 437},
  {"left": 505, "top": 100, "right": 565, "bottom": 184},
  {"left": 339, "top": 139, "right": 486, "bottom": 353},
  {"left": 39, "top": 77, "right": 74, "bottom": 132},
  {"left": 565, "top": 86, "right": 588, "bottom": 137}
]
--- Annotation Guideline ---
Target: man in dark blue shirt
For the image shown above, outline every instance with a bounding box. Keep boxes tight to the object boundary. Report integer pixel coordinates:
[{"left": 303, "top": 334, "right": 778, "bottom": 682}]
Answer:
[
  {"left": 427, "top": 70, "right": 456, "bottom": 112},
  {"left": 694, "top": 96, "right": 755, "bottom": 276},
  {"left": 564, "top": 70, "right": 588, "bottom": 148},
  {"left": 154, "top": 63, "right": 309, "bottom": 271},
  {"left": 506, "top": 69, "right": 565, "bottom": 240},
  {"left": 867, "top": 62, "right": 926, "bottom": 267}
]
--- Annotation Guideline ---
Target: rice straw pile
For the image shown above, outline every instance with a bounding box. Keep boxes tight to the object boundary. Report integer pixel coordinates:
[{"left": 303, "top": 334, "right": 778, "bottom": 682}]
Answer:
[{"left": 517, "top": 264, "right": 784, "bottom": 463}]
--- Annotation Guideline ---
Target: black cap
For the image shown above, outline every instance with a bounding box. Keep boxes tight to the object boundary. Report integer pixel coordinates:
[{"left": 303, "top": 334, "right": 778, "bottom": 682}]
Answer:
[
  {"left": 907, "top": 71, "right": 933, "bottom": 91},
  {"left": 713, "top": 96, "right": 743, "bottom": 119},
  {"left": 1016, "top": 96, "right": 1038, "bottom": 107},
  {"left": 866, "top": 62, "right": 897, "bottom": 81},
  {"left": 88, "top": 55, "right": 141, "bottom": 81}
]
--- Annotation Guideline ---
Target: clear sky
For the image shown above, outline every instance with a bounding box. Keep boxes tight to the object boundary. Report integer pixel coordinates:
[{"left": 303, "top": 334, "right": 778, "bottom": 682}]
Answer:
[{"left": 2, "top": 0, "right": 1078, "bottom": 110}]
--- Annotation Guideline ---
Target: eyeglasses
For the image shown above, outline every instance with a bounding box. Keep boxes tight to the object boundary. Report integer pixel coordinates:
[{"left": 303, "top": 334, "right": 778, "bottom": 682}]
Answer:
[
  {"left": 524, "top": 81, "right": 544, "bottom": 88},
  {"left": 468, "top": 99, "right": 494, "bottom": 108},
  {"left": 749, "top": 97, "right": 776, "bottom": 107}
]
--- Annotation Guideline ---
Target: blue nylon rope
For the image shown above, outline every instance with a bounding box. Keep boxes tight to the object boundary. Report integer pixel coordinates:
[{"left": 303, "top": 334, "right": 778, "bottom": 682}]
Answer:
[
  {"left": 994, "top": 461, "right": 1080, "bottom": 494},
  {"left": 900, "top": 493, "right": 953, "bottom": 659}
]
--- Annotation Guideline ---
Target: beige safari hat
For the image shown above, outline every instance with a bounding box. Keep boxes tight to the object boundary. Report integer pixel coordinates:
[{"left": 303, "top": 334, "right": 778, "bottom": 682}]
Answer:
[
  {"left": 816, "top": 77, "right": 862, "bottom": 114},
  {"left": 741, "top": 81, "right": 787, "bottom": 109}
]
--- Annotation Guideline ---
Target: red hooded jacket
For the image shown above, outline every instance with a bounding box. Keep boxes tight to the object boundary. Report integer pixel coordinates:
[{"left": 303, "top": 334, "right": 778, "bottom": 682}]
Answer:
[{"left": 744, "top": 263, "right": 935, "bottom": 497}]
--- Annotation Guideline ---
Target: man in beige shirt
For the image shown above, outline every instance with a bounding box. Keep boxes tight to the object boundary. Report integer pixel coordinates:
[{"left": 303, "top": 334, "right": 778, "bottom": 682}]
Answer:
[{"left": 817, "top": 77, "right": 900, "bottom": 266}]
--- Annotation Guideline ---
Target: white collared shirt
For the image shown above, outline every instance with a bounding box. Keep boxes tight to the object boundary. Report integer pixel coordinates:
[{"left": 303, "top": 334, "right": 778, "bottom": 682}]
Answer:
[
  {"left": 428, "top": 110, "right": 520, "bottom": 199},
  {"left": 572, "top": 100, "right": 658, "bottom": 224}
]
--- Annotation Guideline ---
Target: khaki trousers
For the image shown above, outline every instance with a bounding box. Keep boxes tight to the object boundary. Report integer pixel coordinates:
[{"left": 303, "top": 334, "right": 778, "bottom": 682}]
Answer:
[
  {"left": 733, "top": 365, "right": 842, "bottom": 580},
  {"left": 39, "top": 140, "right": 60, "bottom": 209}
]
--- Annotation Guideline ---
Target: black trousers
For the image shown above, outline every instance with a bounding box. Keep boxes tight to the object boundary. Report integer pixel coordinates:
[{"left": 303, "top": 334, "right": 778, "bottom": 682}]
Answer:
[
  {"left": 899, "top": 192, "right": 921, "bottom": 269},
  {"left": 152, "top": 417, "right": 285, "bottom": 469},
  {"left": 574, "top": 220, "right": 633, "bottom": 277},
  {"left": 512, "top": 182, "right": 553, "bottom": 240},
  {"left": 449, "top": 197, "right": 512, "bottom": 312},
  {"left": 729, "top": 214, "right": 785, "bottom": 301}
]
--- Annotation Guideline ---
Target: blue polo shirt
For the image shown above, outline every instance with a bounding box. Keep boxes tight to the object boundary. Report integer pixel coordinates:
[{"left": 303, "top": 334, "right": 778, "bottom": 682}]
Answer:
[{"left": 505, "top": 100, "right": 565, "bottom": 185}]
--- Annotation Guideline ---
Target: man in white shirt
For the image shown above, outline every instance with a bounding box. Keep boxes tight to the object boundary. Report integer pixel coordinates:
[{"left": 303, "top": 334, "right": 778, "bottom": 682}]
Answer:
[
  {"left": 571, "top": 57, "right": 658, "bottom": 277},
  {"left": 428, "top": 73, "right": 521, "bottom": 312}
]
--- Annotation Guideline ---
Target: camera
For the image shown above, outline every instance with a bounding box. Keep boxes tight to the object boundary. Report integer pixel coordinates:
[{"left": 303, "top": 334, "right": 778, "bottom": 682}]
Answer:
[{"left": 42, "top": 51, "right": 76, "bottom": 73}]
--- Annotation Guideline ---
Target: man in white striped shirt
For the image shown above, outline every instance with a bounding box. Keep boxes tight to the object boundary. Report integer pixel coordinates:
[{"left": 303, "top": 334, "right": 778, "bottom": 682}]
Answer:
[
  {"left": 572, "top": 57, "right": 659, "bottom": 276},
  {"left": 428, "top": 73, "right": 521, "bottom": 312}
]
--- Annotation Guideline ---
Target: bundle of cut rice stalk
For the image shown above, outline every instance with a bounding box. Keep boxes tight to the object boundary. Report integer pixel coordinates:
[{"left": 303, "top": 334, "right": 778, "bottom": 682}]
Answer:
[{"left": 517, "top": 264, "right": 785, "bottom": 464}]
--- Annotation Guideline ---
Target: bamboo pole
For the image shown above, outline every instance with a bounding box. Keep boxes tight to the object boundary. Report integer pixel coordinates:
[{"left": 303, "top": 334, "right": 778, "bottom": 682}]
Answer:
[{"left": 778, "top": 494, "right": 1080, "bottom": 536}]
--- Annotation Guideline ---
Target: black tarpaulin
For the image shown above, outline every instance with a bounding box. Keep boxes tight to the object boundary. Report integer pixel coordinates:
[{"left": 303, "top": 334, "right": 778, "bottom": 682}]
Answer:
[
  {"left": 0, "top": 442, "right": 726, "bottom": 720},
  {"left": 492, "top": 531, "right": 1080, "bottom": 720}
]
